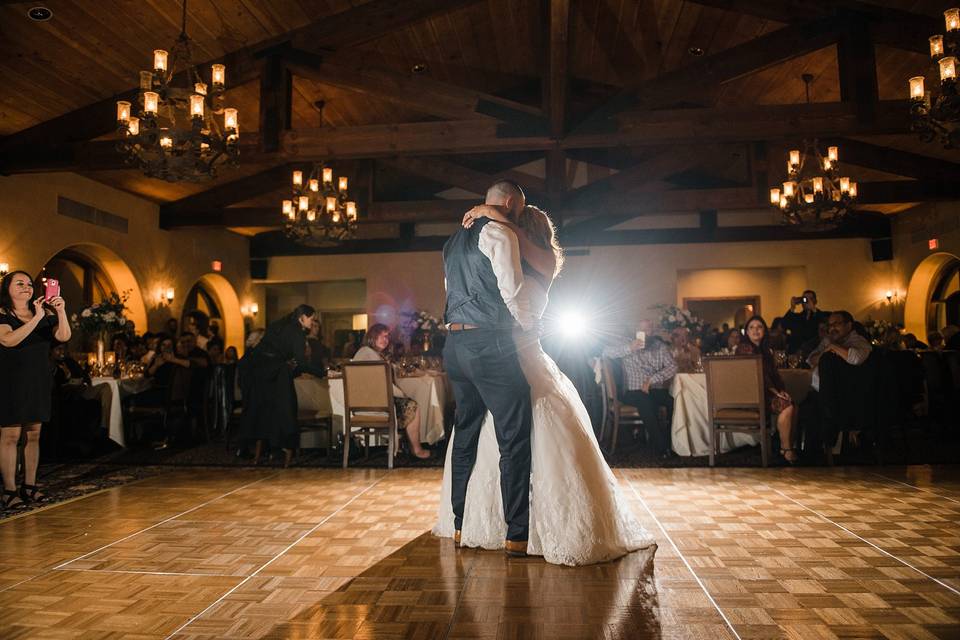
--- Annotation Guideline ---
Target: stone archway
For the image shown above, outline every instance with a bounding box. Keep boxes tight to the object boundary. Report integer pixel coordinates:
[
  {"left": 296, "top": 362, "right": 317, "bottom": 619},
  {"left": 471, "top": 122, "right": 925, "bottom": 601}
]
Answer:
[
  {"left": 188, "top": 272, "right": 245, "bottom": 356},
  {"left": 904, "top": 251, "right": 960, "bottom": 341},
  {"left": 43, "top": 242, "right": 148, "bottom": 330}
]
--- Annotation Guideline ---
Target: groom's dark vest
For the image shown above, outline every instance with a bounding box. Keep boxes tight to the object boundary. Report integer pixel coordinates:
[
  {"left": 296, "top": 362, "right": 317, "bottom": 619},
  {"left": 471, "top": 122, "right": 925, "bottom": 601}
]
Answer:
[{"left": 443, "top": 217, "right": 516, "bottom": 329}]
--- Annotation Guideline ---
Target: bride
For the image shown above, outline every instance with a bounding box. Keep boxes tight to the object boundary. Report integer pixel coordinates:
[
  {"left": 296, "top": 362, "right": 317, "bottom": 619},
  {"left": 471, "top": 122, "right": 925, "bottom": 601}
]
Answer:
[{"left": 433, "top": 204, "right": 655, "bottom": 566}]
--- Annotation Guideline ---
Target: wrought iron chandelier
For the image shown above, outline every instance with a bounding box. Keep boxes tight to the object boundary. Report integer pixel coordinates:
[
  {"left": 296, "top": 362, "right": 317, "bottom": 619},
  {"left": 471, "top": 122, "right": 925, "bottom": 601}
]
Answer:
[
  {"left": 769, "top": 141, "right": 857, "bottom": 231},
  {"left": 115, "top": 0, "right": 239, "bottom": 182},
  {"left": 769, "top": 75, "right": 857, "bottom": 231},
  {"left": 281, "top": 164, "right": 358, "bottom": 245},
  {"left": 909, "top": 8, "right": 960, "bottom": 149}
]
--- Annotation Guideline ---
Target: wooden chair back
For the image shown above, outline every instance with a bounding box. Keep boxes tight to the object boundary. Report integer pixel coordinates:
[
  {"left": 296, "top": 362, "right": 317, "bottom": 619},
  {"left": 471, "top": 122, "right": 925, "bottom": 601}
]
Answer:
[
  {"left": 703, "top": 355, "right": 769, "bottom": 466},
  {"left": 342, "top": 361, "right": 397, "bottom": 469}
]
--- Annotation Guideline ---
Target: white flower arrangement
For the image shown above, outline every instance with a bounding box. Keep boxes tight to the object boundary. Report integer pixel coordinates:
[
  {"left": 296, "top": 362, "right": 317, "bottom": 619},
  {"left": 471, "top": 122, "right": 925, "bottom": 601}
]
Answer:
[
  {"left": 72, "top": 291, "right": 131, "bottom": 337},
  {"left": 652, "top": 304, "right": 705, "bottom": 334}
]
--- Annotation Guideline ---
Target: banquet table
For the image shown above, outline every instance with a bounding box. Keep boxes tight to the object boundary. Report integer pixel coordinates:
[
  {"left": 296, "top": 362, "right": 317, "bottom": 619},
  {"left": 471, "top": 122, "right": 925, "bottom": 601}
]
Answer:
[
  {"left": 327, "top": 372, "right": 449, "bottom": 444},
  {"left": 91, "top": 376, "right": 152, "bottom": 447},
  {"left": 669, "top": 369, "right": 813, "bottom": 457}
]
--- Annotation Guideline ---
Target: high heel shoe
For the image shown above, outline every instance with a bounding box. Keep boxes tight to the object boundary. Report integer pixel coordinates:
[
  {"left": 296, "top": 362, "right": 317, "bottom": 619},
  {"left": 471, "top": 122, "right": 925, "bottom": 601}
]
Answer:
[{"left": 779, "top": 447, "right": 799, "bottom": 465}]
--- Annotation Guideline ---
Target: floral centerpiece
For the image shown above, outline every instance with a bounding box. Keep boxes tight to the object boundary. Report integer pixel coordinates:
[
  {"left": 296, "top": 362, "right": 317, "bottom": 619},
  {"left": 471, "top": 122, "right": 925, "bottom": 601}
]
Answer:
[
  {"left": 71, "top": 291, "right": 130, "bottom": 367},
  {"left": 652, "top": 304, "right": 705, "bottom": 335},
  {"left": 862, "top": 318, "right": 897, "bottom": 345},
  {"left": 400, "top": 309, "right": 445, "bottom": 353}
]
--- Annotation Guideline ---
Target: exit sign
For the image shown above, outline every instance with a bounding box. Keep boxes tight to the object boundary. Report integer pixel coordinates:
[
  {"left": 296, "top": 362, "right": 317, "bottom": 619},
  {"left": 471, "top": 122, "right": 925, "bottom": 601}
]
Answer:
[{"left": 929, "top": 238, "right": 939, "bottom": 250}]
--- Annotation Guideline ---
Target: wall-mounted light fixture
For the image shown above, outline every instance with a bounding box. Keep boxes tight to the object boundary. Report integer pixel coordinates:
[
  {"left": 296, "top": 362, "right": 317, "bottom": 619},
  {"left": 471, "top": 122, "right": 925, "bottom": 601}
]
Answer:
[
  {"left": 0, "top": 263, "right": 8, "bottom": 277},
  {"left": 165, "top": 288, "right": 175, "bottom": 304}
]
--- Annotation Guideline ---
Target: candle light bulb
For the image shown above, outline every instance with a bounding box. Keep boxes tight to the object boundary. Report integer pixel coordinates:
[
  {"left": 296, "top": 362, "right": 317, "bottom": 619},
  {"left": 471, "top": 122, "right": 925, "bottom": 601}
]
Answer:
[
  {"left": 116, "top": 100, "right": 131, "bottom": 123},
  {"left": 160, "top": 135, "right": 172, "bottom": 149},
  {"left": 930, "top": 35, "right": 945, "bottom": 58},
  {"left": 909, "top": 76, "right": 926, "bottom": 100},
  {"left": 306, "top": 210, "right": 316, "bottom": 222},
  {"left": 211, "top": 64, "right": 225, "bottom": 87},
  {"left": 143, "top": 91, "right": 159, "bottom": 115},
  {"left": 190, "top": 94, "right": 204, "bottom": 118},
  {"left": 946, "top": 7, "right": 959, "bottom": 32},
  {"left": 338, "top": 176, "right": 348, "bottom": 192},
  {"left": 326, "top": 196, "right": 336, "bottom": 213},
  {"left": 165, "top": 287, "right": 175, "bottom": 303},
  {"left": 250, "top": 303, "right": 259, "bottom": 315},
  {"left": 346, "top": 201, "right": 357, "bottom": 221},
  {"left": 804, "top": 193, "right": 814, "bottom": 204},
  {"left": 840, "top": 177, "right": 850, "bottom": 193},
  {"left": 332, "top": 211, "right": 341, "bottom": 223},
  {"left": 827, "top": 146, "right": 838, "bottom": 162},
  {"left": 322, "top": 167, "right": 333, "bottom": 184},
  {"left": 782, "top": 181, "right": 795, "bottom": 198},
  {"left": 298, "top": 196, "right": 309, "bottom": 212},
  {"left": 309, "top": 179, "right": 319, "bottom": 192},
  {"left": 153, "top": 49, "right": 168, "bottom": 73},
  {"left": 769, "top": 187, "right": 780, "bottom": 204},
  {"left": 282, "top": 200, "right": 293, "bottom": 216},
  {"left": 127, "top": 117, "right": 139, "bottom": 136},
  {"left": 292, "top": 170, "right": 303, "bottom": 187},
  {"left": 849, "top": 182, "right": 858, "bottom": 198},
  {"left": 939, "top": 56, "right": 957, "bottom": 82},
  {"left": 789, "top": 149, "right": 800, "bottom": 168},
  {"left": 779, "top": 195, "right": 788, "bottom": 209},
  {"left": 812, "top": 176, "right": 824, "bottom": 193},
  {"left": 823, "top": 158, "right": 832, "bottom": 170},
  {"left": 223, "top": 107, "right": 238, "bottom": 130}
]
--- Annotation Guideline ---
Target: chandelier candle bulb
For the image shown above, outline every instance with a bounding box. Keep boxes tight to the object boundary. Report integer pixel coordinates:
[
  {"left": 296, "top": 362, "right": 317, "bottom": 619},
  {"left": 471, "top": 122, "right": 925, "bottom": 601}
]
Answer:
[
  {"left": 143, "top": 91, "right": 159, "bottom": 115},
  {"left": 338, "top": 176, "right": 348, "bottom": 192},
  {"left": 211, "top": 64, "right": 225, "bottom": 87},
  {"left": 292, "top": 170, "right": 303, "bottom": 187},
  {"left": 194, "top": 82, "right": 207, "bottom": 96},
  {"left": 190, "top": 94, "right": 204, "bottom": 118},
  {"left": 306, "top": 210, "right": 316, "bottom": 222},
  {"left": 298, "top": 196, "right": 309, "bottom": 212},
  {"left": 282, "top": 200, "right": 292, "bottom": 216},
  {"left": 849, "top": 182, "right": 858, "bottom": 198},
  {"left": 823, "top": 158, "right": 832, "bottom": 170},
  {"left": 322, "top": 167, "right": 333, "bottom": 184},
  {"left": 940, "top": 56, "right": 957, "bottom": 82},
  {"left": 840, "top": 177, "right": 850, "bottom": 193},
  {"left": 153, "top": 49, "right": 168, "bottom": 73},
  {"left": 770, "top": 187, "right": 780, "bottom": 204},
  {"left": 827, "top": 146, "right": 838, "bottom": 162},
  {"left": 789, "top": 149, "right": 800, "bottom": 168},
  {"left": 804, "top": 193, "right": 814, "bottom": 204},
  {"left": 309, "top": 179, "right": 319, "bottom": 192},
  {"left": 947, "top": 8, "right": 959, "bottom": 31},
  {"left": 779, "top": 195, "right": 788, "bottom": 209},
  {"left": 813, "top": 176, "right": 824, "bottom": 193},
  {"left": 346, "top": 201, "right": 357, "bottom": 220},
  {"left": 332, "top": 211, "right": 341, "bottom": 223},
  {"left": 160, "top": 136, "right": 172, "bottom": 149},
  {"left": 910, "top": 76, "right": 926, "bottom": 99},
  {"left": 127, "top": 117, "right": 139, "bottom": 136},
  {"left": 783, "top": 181, "right": 795, "bottom": 198},
  {"left": 326, "top": 196, "right": 336, "bottom": 213},
  {"left": 116, "top": 101, "right": 131, "bottom": 123},
  {"left": 223, "top": 108, "right": 238, "bottom": 131},
  {"left": 931, "top": 35, "right": 945, "bottom": 58}
]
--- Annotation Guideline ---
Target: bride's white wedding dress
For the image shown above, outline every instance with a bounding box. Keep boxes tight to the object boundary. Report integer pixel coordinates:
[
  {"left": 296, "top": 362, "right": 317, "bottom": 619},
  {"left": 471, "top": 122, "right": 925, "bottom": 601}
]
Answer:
[{"left": 433, "top": 274, "right": 655, "bottom": 565}]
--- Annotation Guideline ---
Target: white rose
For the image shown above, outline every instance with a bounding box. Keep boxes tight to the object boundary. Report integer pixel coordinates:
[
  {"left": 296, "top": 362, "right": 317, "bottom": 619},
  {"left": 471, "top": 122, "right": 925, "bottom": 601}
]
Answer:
[
  {"left": 119, "top": 318, "right": 127, "bottom": 326},
  {"left": 81, "top": 308, "right": 92, "bottom": 318}
]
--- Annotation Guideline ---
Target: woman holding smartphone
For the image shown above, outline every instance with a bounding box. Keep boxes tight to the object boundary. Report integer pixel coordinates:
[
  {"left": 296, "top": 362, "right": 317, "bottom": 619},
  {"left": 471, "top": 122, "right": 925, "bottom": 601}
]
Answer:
[{"left": 0, "top": 270, "right": 71, "bottom": 509}]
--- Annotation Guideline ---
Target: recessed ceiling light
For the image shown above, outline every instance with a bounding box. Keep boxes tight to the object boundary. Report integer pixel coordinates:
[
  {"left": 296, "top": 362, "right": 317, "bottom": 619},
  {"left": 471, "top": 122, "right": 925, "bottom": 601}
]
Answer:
[
  {"left": 27, "top": 6, "right": 53, "bottom": 21},
  {"left": 412, "top": 63, "right": 428, "bottom": 74},
  {"left": 688, "top": 46, "right": 704, "bottom": 56}
]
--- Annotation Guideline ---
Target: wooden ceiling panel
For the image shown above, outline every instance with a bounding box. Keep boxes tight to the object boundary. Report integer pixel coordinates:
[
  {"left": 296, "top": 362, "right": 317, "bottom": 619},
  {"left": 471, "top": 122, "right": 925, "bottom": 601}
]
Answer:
[
  {"left": 715, "top": 45, "right": 840, "bottom": 107},
  {"left": 292, "top": 76, "right": 437, "bottom": 127}
]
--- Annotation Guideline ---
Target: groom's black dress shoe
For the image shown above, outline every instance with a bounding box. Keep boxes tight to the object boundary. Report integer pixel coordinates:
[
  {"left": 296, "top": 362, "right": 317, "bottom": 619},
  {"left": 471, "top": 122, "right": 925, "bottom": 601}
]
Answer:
[{"left": 504, "top": 540, "right": 528, "bottom": 557}]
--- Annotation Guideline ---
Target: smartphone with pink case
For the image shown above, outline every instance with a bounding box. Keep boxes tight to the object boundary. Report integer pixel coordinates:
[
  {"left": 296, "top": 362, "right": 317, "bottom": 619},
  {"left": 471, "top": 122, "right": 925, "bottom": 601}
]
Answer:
[{"left": 44, "top": 278, "right": 60, "bottom": 301}]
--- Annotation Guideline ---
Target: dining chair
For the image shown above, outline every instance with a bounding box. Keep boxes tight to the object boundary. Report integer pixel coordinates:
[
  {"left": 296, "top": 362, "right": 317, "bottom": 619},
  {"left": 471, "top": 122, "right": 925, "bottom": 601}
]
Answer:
[
  {"left": 600, "top": 358, "right": 643, "bottom": 454},
  {"left": 342, "top": 361, "right": 397, "bottom": 469},
  {"left": 703, "top": 355, "right": 770, "bottom": 467}
]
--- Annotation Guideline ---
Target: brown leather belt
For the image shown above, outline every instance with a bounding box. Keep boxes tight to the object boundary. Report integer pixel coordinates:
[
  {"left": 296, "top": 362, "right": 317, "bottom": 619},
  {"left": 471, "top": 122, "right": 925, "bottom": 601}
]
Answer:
[{"left": 447, "top": 323, "right": 480, "bottom": 332}]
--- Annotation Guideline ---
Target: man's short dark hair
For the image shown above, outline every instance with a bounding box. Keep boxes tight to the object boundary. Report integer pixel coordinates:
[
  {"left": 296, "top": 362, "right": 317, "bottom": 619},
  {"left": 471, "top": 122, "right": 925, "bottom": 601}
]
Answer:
[
  {"left": 803, "top": 289, "right": 817, "bottom": 300},
  {"left": 831, "top": 310, "right": 854, "bottom": 324}
]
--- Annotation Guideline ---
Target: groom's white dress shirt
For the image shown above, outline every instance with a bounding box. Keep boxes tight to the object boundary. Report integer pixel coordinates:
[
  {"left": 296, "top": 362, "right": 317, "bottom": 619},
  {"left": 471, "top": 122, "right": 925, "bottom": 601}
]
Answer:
[{"left": 477, "top": 221, "right": 534, "bottom": 332}]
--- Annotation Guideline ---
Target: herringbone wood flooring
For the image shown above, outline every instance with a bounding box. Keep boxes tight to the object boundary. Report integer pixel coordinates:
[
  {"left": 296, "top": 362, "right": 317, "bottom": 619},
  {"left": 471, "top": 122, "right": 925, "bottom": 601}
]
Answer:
[{"left": 1, "top": 465, "right": 958, "bottom": 639}]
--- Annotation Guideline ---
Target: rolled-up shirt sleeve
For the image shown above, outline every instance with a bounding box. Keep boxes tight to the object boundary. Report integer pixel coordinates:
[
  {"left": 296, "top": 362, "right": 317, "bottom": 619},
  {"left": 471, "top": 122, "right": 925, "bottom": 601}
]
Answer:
[
  {"left": 845, "top": 334, "right": 872, "bottom": 365},
  {"left": 478, "top": 222, "right": 533, "bottom": 331},
  {"left": 602, "top": 342, "right": 632, "bottom": 359}
]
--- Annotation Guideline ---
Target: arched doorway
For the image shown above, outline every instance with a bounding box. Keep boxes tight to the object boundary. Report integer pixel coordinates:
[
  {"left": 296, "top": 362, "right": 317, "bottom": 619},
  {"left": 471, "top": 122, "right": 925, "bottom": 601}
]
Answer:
[
  {"left": 42, "top": 243, "right": 148, "bottom": 331},
  {"left": 181, "top": 273, "right": 244, "bottom": 356},
  {"left": 904, "top": 252, "right": 960, "bottom": 341}
]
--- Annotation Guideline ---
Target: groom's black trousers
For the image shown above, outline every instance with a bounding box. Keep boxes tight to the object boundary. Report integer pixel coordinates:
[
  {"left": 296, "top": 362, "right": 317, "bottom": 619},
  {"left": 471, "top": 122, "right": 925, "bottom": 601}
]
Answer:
[{"left": 443, "top": 328, "right": 532, "bottom": 542}]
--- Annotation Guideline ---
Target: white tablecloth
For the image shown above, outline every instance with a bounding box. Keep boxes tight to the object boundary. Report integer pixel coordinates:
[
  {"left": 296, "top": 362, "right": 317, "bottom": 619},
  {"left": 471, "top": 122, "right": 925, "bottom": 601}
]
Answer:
[
  {"left": 91, "top": 377, "right": 124, "bottom": 447},
  {"left": 327, "top": 373, "right": 448, "bottom": 444},
  {"left": 669, "top": 369, "right": 814, "bottom": 456}
]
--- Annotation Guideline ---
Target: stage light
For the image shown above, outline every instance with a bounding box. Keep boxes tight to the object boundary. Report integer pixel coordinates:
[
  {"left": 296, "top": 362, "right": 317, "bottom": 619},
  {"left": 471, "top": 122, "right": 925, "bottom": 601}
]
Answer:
[{"left": 556, "top": 309, "right": 589, "bottom": 339}]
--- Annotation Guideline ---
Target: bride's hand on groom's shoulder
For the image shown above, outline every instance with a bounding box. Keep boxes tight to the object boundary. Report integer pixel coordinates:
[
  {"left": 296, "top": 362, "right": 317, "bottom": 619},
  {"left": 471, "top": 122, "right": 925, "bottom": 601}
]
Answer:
[{"left": 463, "top": 205, "right": 510, "bottom": 229}]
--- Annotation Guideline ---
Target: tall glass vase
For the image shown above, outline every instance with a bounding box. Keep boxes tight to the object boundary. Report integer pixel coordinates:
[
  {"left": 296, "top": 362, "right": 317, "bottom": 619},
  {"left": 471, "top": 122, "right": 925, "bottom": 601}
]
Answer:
[{"left": 96, "top": 333, "right": 106, "bottom": 376}]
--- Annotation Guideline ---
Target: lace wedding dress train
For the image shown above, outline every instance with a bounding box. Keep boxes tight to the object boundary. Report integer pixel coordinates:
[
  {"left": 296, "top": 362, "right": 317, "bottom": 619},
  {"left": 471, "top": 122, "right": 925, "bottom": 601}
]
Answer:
[{"left": 433, "top": 278, "right": 655, "bottom": 566}]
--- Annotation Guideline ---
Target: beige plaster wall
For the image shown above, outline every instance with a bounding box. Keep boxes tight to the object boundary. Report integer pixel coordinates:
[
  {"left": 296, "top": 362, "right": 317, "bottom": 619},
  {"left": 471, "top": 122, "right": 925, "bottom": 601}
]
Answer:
[{"left": 0, "top": 173, "right": 254, "bottom": 351}]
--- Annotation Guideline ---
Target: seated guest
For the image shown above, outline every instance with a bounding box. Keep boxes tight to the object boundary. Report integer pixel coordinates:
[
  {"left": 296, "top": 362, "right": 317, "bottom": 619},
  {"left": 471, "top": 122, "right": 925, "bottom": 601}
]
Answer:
[
  {"left": 602, "top": 333, "right": 677, "bottom": 458},
  {"left": 669, "top": 327, "right": 701, "bottom": 373},
  {"left": 805, "top": 311, "right": 872, "bottom": 453},
  {"left": 224, "top": 345, "right": 239, "bottom": 364},
  {"left": 112, "top": 335, "right": 135, "bottom": 363},
  {"left": 306, "top": 317, "right": 331, "bottom": 377},
  {"left": 50, "top": 343, "right": 112, "bottom": 434},
  {"left": 902, "top": 333, "right": 928, "bottom": 350},
  {"left": 928, "top": 331, "right": 944, "bottom": 351},
  {"left": 768, "top": 317, "right": 788, "bottom": 352},
  {"left": 353, "top": 323, "right": 430, "bottom": 459},
  {"left": 783, "top": 290, "right": 831, "bottom": 353},
  {"left": 725, "top": 329, "right": 741, "bottom": 352},
  {"left": 735, "top": 316, "right": 799, "bottom": 463},
  {"left": 139, "top": 335, "right": 193, "bottom": 449}
]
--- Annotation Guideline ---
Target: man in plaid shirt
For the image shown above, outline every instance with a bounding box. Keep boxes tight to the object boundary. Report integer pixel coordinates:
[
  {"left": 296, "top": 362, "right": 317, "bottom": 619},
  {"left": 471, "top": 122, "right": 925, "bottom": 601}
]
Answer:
[{"left": 602, "top": 335, "right": 677, "bottom": 458}]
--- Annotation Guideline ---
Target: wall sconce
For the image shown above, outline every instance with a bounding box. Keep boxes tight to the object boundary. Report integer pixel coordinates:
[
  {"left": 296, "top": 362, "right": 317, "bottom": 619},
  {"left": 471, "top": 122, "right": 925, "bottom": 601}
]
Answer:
[
  {"left": 241, "top": 304, "right": 249, "bottom": 316},
  {"left": 165, "top": 288, "right": 175, "bottom": 304},
  {"left": 211, "top": 260, "right": 222, "bottom": 272},
  {"left": 885, "top": 290, "right": 894, "bottom": 302},
  {"left": 249, "top": 302, "right": 259, "bottom": 316},
  {"left": 0, "top": 263, "right": 8, "bottom": 277}
]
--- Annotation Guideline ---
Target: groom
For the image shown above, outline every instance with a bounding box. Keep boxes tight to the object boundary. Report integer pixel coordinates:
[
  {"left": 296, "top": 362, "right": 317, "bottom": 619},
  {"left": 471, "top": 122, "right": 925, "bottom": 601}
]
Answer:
[{"left": 442, "top": 180, "right": 534, "bottom": 557}]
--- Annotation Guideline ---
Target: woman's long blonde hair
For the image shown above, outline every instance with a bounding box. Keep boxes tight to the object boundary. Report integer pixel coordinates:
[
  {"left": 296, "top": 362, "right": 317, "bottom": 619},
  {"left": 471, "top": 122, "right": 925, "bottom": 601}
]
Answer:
[{"left": 518, "top": 205, "right": 564, "bottom": 277}]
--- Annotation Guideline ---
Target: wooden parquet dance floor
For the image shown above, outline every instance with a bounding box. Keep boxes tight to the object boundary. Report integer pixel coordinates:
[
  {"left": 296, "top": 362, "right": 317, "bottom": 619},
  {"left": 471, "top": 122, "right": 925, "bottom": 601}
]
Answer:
[{"left": 1, "top": 465, "right": 959, "bottom": 639}]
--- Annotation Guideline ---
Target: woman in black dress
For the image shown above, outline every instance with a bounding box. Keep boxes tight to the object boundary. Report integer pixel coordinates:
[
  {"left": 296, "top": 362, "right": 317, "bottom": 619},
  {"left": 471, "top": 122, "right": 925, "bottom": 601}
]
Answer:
[
  {"left": 238, "top": 305, "right": 317, "bottom": 467},
  {"left": 0, "top": 270, "right": 71, "bottom": 509}
]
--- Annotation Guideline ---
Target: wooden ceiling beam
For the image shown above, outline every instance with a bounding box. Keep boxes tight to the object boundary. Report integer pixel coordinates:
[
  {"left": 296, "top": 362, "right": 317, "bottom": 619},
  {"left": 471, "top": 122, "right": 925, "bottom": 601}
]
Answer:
[
  {"left": 573, "top": 16, "right": 845, "bottom": 133},
  {"left": 159, "top": 164, "right": 294, "bottom": 220},
  {"left": 837, "top": 20, "right": 879, "bottom": 123},
  {"left": 378, "top": 157, "right": 545, "bottom": 197},
  {"left": 831, "top": 138, "right": 960, "bottom": 181},
  {"left": 546, "top": 0, "right": 571, "bottom": 138},
  {"left": 259, "top": 54, "right": 293, "bottom": 153}
]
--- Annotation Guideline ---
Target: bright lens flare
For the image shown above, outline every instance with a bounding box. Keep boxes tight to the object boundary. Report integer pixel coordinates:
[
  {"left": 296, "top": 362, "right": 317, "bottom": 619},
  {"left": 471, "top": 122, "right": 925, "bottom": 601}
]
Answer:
[{"left": 556, "top": 309, "right": 589, "bottom": 340}]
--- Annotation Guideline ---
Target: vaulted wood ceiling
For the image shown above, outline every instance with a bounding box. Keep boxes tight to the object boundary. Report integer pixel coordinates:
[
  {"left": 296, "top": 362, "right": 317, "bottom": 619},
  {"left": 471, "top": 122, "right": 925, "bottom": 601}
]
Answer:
[{"left": 1, "top": 0, "right": 959, "bottom": 255}]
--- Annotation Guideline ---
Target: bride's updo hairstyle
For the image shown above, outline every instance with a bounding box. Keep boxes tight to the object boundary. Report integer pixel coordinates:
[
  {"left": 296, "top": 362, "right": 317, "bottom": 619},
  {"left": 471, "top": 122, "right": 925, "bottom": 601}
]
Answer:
[{"left": 519, "top": 205, "right": 564, "bottom": 277}]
